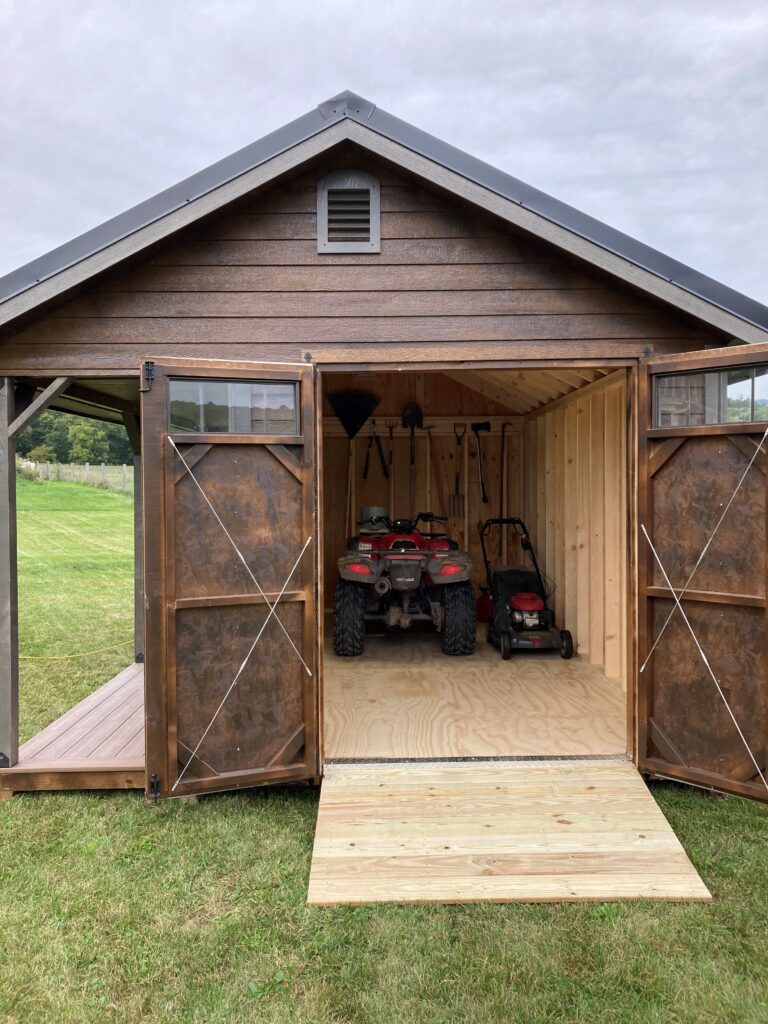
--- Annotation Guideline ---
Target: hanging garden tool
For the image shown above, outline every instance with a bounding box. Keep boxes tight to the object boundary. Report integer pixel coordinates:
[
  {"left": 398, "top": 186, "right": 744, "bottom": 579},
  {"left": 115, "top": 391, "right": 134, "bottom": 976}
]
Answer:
[
  {"left": 498, "top": 422, "right": 513, "bottom": 560},
  {"left": 471, "top": 420, "right": 491, "bottom": 504},
  {"left": 386, "top": 420, "right": 397, "bottom": 516},
  {"left": 362, "top": 419, "right": 389, "bottom": 480},
  {"left": 449, "top": 423, "right": 466, "bottom": 520},
  {"left": 401, "top": 401, "right": 424, "bottom": 516},
  {"left": 425, "top": 426, "right": 448, "bottom": 518},
  {"left": 327, "top": 389, "right": 381, "bottom": 535}
]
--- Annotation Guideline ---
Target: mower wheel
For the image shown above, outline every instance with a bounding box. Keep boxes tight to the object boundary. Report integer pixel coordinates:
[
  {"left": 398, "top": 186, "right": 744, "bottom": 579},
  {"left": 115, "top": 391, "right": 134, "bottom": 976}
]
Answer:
[
  {"left": 559, "top": 629, "right": 574, "bottom": 659},
  {"left": 333, "top": 580, "right": 366, "bottom": 657},
  {"left": 500, "top": 630, "right": 512, "bottom": 660},
  {"left": 442, "top": 581, "right": 476, "bottom": 656}
]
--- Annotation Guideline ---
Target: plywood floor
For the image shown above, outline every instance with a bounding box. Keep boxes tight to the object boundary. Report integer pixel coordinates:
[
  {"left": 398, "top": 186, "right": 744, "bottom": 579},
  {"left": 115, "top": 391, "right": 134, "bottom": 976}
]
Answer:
[
  {"left": 324, "top": 629, "right": 627, "bottom": 759},
  {"left": 307, "top": 761, "right": 712, "bottom": 905}
]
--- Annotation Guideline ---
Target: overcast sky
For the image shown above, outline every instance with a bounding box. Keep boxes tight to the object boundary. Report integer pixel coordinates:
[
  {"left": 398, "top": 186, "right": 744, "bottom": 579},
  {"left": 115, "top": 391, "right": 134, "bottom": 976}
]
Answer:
[{"left": 2, "top": 0, "right": 767, "bottom": 303}]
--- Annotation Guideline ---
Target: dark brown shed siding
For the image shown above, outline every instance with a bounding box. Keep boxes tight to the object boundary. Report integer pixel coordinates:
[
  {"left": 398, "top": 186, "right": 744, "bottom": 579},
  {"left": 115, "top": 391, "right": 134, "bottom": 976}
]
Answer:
[{"left": 0, "top": 155, "right": 718, "bottom": 374}]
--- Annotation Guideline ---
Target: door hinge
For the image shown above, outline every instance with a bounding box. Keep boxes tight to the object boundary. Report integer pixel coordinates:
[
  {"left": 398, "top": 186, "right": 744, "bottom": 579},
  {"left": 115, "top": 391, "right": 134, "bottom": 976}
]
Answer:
[
  {"left": 140, "top": 361, "right": 156, "bottom": 393},
  {"left": 150, "top": 773, "right": 160, "bottom": 803}
]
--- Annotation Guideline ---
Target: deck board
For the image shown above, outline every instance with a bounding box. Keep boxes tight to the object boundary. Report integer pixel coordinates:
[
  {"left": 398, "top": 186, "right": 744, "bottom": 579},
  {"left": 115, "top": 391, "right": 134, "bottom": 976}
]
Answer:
[
  {"left": 0, "top": 664, "right": 145, "bottom": 793},
  {"left": 307, "top": 761, "right": 711, "bottom": 905},
  {"left": 324, "top": 631, "right": 627, "bottom": 759}
]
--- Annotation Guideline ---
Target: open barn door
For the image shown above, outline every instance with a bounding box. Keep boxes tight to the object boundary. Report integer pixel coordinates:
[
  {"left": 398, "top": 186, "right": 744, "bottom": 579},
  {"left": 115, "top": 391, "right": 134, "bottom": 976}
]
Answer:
[
  {"left": 639, "top": 344, "right": 768, "bottom": 802},
  {"left": 141, "top": 357, "right": 319, "bottom": 799}
]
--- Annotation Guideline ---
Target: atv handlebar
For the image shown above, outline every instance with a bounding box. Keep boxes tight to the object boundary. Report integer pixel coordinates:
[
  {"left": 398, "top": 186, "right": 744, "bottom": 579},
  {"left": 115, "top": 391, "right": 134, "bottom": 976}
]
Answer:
[{"left": 357, "top": 511, "right": 448, "bottom": 533}]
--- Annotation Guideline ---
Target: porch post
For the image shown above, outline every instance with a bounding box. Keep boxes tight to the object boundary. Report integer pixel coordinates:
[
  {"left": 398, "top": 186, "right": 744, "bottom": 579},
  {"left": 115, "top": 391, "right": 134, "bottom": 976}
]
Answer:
[
  {"left": 123, "top": 413, "right": 144, "bottom": 662},
  {"left": 0, "top": 378, "right": 18, "bottom": 767}
]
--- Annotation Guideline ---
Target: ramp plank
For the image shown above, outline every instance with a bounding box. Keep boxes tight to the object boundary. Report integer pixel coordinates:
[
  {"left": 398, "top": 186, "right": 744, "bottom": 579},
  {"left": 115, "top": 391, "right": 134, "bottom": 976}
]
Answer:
[{"left": 307, "top": 761, "right": 711, "bottom": 905}]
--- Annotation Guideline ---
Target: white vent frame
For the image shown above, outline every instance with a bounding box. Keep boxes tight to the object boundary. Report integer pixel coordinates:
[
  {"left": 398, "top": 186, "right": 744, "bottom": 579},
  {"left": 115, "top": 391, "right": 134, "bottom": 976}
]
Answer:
[{"left": 317, "top": 169, "right": 381, "bottom": 253}]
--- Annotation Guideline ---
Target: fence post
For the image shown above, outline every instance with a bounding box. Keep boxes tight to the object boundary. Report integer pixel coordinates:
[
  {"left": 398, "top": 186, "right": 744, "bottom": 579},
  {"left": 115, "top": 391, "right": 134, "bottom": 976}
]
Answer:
[
  {"left": 71, "top": 463, "right": 75, "bottom": 481},
  {"left": 85, "top": 462, "right": 90, "bottom": 481}
]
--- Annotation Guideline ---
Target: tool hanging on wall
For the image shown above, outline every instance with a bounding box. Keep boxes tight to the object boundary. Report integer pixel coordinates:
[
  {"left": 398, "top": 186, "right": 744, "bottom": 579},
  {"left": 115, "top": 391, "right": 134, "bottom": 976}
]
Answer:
[
  {"left": 386, "top": 420, "right": 397, "bottom": 516},
  {"left": 449, "top": 423, "right": 466, "bottom": 520},
  {"left": 471, "top": 421, "right": 491, "bottom": 505},
  {"left": 327, "top": 388, "right": 381, "bottom": 536},
  {"left": 498, "top": 422, "right": 513, "bottom": 561},
  {"left": 362, "top": 419, "right": 389, "bottom": 481},
  {"left": 425, "top": 426, "right": 448, "bottom": 518},
  {"left": 401, "top": 401, "right": 424, "bottom": 516}
]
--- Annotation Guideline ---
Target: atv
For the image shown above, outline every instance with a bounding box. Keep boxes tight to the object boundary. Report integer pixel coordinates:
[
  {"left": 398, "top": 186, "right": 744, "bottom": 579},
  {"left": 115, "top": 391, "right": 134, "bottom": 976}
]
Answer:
[{"left": 333, "top": 507, "right": 476, "bottom": 657}]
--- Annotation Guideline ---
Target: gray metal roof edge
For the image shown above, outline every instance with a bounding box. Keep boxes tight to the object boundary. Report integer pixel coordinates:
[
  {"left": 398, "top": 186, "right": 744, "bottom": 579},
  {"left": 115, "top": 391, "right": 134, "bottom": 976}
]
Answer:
[
  {"left": 0, "top": 100, "right": 346, "bottom": 306},
  {"left": 1, "top": 88, "right": 766, "bottom": 337},
  {"left": 353, "top": 101, "right": 768, "bottom": 335}
]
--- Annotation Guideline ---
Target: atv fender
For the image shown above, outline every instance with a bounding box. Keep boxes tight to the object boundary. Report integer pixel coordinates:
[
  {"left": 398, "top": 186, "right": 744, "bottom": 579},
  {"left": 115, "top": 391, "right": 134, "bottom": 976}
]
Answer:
[{"left": 337, "top": 555, "right": 380, "bottom": 584}]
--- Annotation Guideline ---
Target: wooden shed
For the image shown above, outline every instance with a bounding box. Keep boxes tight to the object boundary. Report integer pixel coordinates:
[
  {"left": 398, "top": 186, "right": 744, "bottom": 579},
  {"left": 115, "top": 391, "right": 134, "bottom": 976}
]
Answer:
[{"left": 1, "top": 92, "right": 766, "bottom": 902}]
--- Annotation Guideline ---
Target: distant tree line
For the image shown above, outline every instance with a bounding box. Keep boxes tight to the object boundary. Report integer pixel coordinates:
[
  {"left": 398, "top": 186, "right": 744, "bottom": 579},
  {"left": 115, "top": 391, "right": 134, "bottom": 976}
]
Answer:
[{"left": 16, "top": 410, "right": 133, "bottom": 465}]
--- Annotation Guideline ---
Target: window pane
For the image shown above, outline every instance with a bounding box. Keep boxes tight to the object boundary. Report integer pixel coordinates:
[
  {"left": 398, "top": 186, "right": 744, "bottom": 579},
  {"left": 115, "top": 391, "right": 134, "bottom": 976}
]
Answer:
[
  {"left": 655, "top": 363, "right": 767, "bottom": 427},
  {"left": 754, "top": 368, "right": 768, "bottom": 421},
  {"left": 724, "top": 369, "right": 752, "bottom": 422},
  {"left": 169, "top": 379, "right": 298, "bottom": 434},
  {"left": 169, "top": 380, "right": 201, "bottom": 432}
]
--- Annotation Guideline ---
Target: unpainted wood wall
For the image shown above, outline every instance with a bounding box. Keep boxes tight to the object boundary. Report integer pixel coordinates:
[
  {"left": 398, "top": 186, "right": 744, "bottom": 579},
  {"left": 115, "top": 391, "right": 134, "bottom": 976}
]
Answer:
[
  {"left": 522, "top": 373, "right": 628, "bottom": 682},
  {"left": 321, "top": 372, "right": 524, "bottom": 600}
]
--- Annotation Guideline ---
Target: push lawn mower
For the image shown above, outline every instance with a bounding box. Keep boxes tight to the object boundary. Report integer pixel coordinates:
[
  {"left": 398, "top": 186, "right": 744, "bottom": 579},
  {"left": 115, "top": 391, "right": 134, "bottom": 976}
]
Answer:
[{"left": 479, "top": 517, "right": 573, "bottom": 661}]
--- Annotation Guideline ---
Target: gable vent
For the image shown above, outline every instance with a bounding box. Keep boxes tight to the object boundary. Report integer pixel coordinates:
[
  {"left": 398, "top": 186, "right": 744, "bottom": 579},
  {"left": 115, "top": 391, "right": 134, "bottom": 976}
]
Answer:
[
  {"left": 318, "top": 170, "right": 381, "bottom": 253},
  {"left": 327, "top": 189, "right": 371, "bottom": 242}
]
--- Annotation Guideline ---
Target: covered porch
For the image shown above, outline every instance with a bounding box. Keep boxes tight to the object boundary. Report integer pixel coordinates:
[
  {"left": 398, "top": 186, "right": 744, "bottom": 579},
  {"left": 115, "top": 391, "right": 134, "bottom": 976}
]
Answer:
[{"left": 0, "top": 663, "right": 145, "bottom": 797}]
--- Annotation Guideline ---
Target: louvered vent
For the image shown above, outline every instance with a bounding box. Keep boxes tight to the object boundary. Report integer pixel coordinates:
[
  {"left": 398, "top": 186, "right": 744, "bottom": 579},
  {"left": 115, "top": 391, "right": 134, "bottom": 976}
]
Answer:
[{"left": 327, "top": 189, "right": 371, "bottom": 242}]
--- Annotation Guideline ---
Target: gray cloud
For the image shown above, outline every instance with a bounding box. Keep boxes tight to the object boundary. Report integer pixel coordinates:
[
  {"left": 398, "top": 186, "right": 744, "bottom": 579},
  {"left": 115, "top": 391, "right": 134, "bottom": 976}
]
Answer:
[{"left": 1, "top": 0, "right": 766, "bottom": 301}]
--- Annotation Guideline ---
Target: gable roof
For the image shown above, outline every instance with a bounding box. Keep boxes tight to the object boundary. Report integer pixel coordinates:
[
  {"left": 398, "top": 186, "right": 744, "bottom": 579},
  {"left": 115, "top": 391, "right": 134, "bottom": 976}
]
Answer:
[{"left": 2, "top": 90, "right": 767, "bottom": 343}]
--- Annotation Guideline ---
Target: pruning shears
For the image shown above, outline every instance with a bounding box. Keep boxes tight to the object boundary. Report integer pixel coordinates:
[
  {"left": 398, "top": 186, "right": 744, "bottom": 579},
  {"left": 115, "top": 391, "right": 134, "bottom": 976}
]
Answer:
[{"left": 363, "top": 419, "right": 390, "bottom": 480}]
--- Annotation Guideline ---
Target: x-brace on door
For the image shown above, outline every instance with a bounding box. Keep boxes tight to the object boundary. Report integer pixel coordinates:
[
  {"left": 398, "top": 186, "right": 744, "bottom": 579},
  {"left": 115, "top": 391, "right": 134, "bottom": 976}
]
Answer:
[
  {"left": 638, "top": 343, "right": 768, "bottom": 802},
  {"left": 141, "top": 357, "right": 319, "bottom": 799}
]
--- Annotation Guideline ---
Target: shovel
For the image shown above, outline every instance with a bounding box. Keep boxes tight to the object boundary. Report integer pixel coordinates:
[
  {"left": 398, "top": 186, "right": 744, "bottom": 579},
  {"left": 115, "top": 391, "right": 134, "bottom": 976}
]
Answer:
[
  {"left": 401, "top": 401, "right": 423, "bottom": 515},
  {"left": 449, "top": 423, "right": 466, "bottom": 520}
]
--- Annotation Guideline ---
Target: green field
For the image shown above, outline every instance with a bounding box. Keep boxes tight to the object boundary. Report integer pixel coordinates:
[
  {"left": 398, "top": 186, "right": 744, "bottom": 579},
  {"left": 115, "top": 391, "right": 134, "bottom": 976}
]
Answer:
[{"left": 1, "top": 478, "right": 767, "bottom": 1023}]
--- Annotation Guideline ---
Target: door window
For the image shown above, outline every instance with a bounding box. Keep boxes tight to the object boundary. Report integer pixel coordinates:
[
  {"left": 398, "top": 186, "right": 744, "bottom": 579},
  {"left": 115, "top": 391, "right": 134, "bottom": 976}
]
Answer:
[{"left": 169, "top": 378, "right": 299, "bottom": 434}]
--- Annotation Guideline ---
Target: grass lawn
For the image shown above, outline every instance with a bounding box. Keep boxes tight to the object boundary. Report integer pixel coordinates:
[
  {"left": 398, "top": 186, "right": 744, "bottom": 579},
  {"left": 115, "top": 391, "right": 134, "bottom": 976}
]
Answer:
[{"left": 1, "top": 477, "right": 767, "bottom": 1023}]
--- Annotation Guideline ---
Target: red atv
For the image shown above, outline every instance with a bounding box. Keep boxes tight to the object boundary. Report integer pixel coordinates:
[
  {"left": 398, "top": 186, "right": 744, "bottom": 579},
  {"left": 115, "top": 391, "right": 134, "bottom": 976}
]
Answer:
[{"left": 334, "top": 508, "right": 476, "bottom": 657}]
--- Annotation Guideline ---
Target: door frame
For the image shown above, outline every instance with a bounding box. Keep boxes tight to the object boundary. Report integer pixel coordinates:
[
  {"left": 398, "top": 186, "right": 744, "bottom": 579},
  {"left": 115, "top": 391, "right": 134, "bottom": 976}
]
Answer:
[{"left": 315, "top": 357, "right": 638, "bottom": 767}]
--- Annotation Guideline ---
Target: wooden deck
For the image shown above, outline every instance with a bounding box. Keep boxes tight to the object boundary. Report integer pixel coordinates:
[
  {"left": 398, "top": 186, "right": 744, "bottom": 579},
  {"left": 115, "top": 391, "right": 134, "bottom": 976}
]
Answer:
[
  {"left": 0, "top": 663, "right": 145, "bottom": 796},
  {"left": 324, "top": 630, "right": 627, "bottom": 759},
  {"left": 308, "top": 761, "right": 712, "bottom": 905}
]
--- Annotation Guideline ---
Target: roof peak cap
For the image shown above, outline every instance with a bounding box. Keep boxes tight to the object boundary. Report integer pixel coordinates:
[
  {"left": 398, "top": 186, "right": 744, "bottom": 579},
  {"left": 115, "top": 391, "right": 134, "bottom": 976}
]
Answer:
[{"left": 318, "top": 90, "right": 376, "bottom": 121}]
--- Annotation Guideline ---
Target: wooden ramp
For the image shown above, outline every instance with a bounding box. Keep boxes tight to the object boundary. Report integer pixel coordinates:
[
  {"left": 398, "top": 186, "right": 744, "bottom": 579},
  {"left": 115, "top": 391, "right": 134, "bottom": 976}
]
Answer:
[
  {"left": 307, "top": 761, "right": 711, "bottom": 905},
  {"left": 0, "top": 663, "right": 145, "bottom": 795}
]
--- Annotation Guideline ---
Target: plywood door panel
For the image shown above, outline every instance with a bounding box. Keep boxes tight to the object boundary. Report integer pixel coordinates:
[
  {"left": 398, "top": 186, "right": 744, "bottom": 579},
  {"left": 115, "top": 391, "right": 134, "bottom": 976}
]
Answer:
[
  {"left": 141, "top": 360, "right": 318, "bottom": 799},
  {"left": 639, "top": 353, "right": 768, "bottom": 802}
]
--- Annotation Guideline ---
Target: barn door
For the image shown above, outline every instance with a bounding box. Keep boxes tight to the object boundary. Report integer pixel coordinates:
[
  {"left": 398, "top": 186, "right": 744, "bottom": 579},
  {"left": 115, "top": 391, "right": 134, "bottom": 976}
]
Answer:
[
  {"left": 639, "top": 345, "right": 768, "bottom": 802},
  {"left": 141, "top": 358, "right": 319, "bottom": 799}
]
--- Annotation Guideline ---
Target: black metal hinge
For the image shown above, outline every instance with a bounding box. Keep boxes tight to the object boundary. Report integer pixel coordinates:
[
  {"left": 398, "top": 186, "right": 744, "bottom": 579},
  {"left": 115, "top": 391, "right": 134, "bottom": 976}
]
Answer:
[
  {"left": 149, "top": 773, "right": 160, "bottom": 803},
  {"left": 140, "top": 361, "right": 155, "bottom": 393}
]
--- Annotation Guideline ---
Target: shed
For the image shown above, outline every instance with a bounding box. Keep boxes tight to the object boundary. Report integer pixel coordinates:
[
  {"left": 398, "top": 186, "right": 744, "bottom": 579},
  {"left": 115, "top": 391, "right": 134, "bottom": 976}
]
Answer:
[{"left": 0, "top": 92, "right": 766, "bottom": 902}]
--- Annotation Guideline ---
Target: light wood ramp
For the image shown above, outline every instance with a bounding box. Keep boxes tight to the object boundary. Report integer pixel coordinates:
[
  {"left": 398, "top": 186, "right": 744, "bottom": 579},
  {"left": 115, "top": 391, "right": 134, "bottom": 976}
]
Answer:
[
  {"left": 307, "top": 761, "right": 711, "bottom": 905},
  {"left": 324, "top": 631, "right": 626, "bottom": 759}
]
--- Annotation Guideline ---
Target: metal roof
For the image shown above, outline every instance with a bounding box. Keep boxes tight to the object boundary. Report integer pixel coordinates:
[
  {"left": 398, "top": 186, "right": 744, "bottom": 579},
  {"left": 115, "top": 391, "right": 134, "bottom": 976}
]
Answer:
[{"left": 1, "top": 89, "right": 767, "bottom": 335}]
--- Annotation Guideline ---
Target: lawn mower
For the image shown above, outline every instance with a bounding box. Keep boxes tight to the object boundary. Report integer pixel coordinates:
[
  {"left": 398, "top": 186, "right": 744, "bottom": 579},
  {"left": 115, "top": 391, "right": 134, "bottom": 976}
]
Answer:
[
  {"left": 333, "top": 507, "right": 476, "bottom": 657},
  {"left": 479, "top": 517, "right": 573, "bottom": 661}
]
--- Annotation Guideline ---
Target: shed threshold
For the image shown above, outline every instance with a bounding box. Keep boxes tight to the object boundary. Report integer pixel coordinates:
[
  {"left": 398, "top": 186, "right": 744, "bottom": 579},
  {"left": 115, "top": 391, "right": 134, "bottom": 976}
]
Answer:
[{"left": 307, "top": 760, "right": 711, "bottom": 905}]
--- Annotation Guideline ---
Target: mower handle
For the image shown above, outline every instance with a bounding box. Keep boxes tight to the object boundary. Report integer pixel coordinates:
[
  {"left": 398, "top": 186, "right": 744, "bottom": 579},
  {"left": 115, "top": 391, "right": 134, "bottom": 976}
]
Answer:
[{"left": 479, "top": 517, "right": 529, "bottom": 538}]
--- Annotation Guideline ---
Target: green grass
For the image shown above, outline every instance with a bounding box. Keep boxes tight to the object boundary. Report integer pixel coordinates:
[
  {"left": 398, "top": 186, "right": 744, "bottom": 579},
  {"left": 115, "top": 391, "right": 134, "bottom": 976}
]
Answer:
[{"left": 1, "top": 478, "right": 767, "bottom": 1023}]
